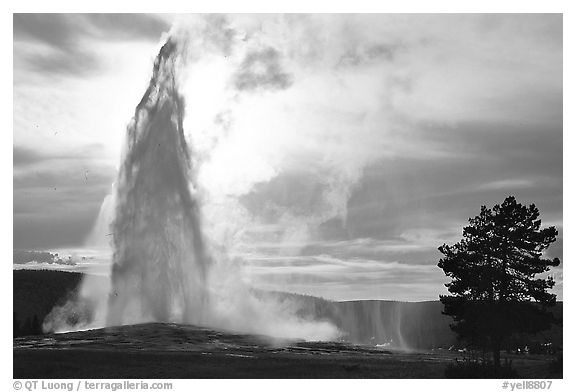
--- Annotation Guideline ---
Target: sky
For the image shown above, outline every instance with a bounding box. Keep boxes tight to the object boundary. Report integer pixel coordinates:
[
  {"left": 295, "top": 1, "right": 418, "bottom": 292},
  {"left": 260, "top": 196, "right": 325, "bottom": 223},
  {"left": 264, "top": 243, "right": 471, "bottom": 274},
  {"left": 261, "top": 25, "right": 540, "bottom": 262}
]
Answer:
[{"left": 13, "top": 14, "right": 563, "bottom": 301}]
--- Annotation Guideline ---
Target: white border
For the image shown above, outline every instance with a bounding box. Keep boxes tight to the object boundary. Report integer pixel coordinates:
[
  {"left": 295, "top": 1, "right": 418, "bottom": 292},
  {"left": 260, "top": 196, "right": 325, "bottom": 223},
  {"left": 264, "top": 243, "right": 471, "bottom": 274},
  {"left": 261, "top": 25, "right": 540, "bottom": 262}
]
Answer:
[{"left": 2, "top": 2, "right": 573, "bottom": 391}]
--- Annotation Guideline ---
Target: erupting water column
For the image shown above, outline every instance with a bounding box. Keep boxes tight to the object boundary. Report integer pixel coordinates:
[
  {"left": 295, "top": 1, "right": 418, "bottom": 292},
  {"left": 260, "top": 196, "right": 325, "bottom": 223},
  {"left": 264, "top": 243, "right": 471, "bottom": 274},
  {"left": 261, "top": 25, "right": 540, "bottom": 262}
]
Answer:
[{"left": 107, "top": 38, "right": 209, "bottom": 326}]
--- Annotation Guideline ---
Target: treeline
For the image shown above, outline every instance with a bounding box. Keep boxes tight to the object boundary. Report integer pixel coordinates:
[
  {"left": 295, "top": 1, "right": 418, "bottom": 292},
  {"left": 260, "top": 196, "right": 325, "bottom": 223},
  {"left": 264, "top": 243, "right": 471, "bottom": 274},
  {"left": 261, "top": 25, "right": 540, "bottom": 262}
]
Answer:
[
  {"left": 13, "top": 270, "right": 562, "bottom": 351},
  {"left": 13, "top": 270, "right": 84, "bottom": 338},
  {"left": 13, "top": 312, "right": 42, "bottom": 337},
  {"left": 13, "top": 249, "right": 76, "bottom": 265}
]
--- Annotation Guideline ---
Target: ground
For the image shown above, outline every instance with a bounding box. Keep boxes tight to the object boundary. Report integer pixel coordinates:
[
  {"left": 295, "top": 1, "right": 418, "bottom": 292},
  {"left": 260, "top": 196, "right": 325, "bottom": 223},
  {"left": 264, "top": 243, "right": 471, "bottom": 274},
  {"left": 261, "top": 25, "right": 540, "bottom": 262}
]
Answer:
[{"left": 13, "top": 323, "right": 561, "bottom": 379}]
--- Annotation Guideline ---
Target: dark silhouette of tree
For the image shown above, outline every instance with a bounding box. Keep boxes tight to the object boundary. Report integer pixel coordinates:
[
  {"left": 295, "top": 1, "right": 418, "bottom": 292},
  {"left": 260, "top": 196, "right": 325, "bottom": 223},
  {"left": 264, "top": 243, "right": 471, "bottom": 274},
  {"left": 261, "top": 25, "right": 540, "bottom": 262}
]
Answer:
[{"left": 438, "top": 196, "right": 560, "bottom": 373}]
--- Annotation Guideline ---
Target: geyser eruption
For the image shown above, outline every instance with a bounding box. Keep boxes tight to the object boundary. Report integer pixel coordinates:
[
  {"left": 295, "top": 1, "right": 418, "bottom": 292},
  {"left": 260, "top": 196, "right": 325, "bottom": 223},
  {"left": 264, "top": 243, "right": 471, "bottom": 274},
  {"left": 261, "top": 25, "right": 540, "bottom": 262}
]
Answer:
[
  {"left": 45, "top": 30, "right": 340, "bottom": 341},
  {"left": 85, "top": 191, "right": 115, "bottom": 249},
  {"left": 107, "top": 38, "right": 208, "bottom": 325},
  {"left": 98, "top": 35, "right": 339, "bottom": 341}
]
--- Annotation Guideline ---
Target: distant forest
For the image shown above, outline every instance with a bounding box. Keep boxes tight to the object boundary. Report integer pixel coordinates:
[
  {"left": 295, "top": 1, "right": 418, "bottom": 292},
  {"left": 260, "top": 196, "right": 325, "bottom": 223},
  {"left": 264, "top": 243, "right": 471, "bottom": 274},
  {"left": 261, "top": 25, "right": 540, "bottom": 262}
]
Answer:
[{"left": 13, "top": 270, "right": 562, "bottom": 353}]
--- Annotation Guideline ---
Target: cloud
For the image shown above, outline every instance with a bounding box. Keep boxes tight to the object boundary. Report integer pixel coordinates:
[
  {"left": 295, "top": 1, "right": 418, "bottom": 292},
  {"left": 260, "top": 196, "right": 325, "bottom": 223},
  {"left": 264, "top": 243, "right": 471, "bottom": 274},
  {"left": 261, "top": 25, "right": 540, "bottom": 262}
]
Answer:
[
  {"left": 81, "top": 14, "right": 171, "bottom": 41},
  {"left": 13, "top": 13, "right": 170, "bottom": 77},
  {"left": 232, "top": 47, "right": 293, "bottom": 92},
  {"left": 14, "top": 14, "right": 99, "bottom": 76},
  {"left": 476, "top": 179, "right": 535, "bottom": 191},
  {"left": 13, "top": 144, "right": 116, "bottom": 249},
  {"left": 241, "top": 254, "right": 447, "bottom": 301},
  {"left": 20, "top": 49, "right": 100, "bottom": 77},
  {"left": 13, "top": 143, "right": 110, "bottom": 168},
  {"left": 337, "top": 43, "right": 400, "bottom": 68},
  {"left": 13, "top": 14, "right": 79, "bottom": 50},
  {"left": 181, "top": 14, "right": 562, "bottom": 266},
  {"left": 13, "top": 146, "right": 45, "bottom": 167},
  {"left": 13, "top": 14, "right": 170, "bottom": 47},
  {"left": 240, "top": 168, "right": 328, "bottom": 221}
]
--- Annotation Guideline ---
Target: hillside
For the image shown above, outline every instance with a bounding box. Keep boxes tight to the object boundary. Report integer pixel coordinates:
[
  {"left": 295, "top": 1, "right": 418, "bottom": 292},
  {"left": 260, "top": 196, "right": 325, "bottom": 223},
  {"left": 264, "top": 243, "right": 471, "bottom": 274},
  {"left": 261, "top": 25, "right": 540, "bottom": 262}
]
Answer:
[
  {"left": 13, "top": 270, "right": 562, "bottom": 351},
  {"left": 13, "top": 270, "right": 83, "bottom": 336}
]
